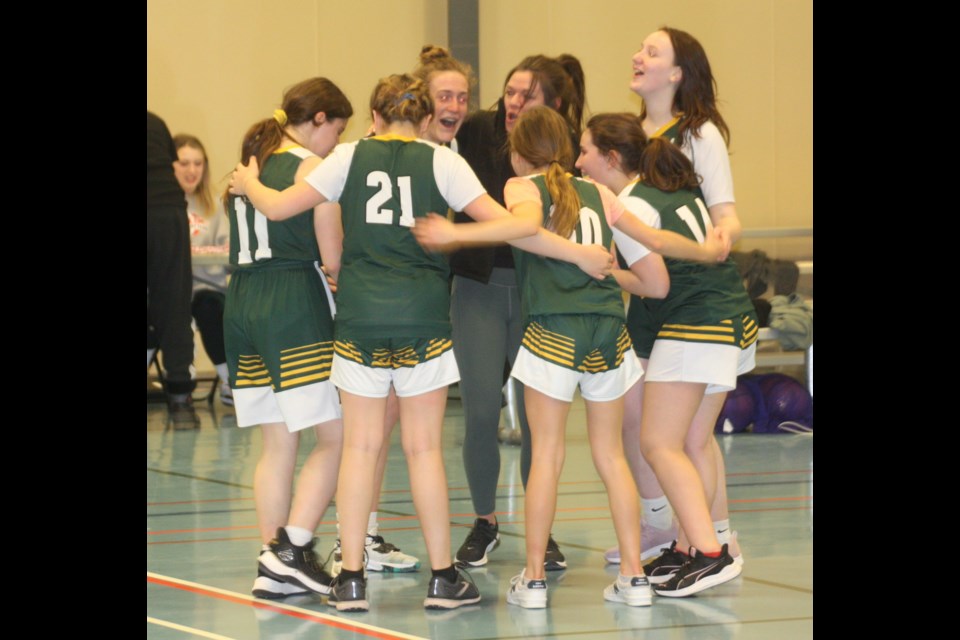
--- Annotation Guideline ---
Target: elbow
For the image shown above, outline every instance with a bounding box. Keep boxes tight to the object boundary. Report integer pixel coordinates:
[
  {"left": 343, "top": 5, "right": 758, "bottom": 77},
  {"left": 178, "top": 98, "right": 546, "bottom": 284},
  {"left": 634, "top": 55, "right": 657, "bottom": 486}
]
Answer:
[
  {"left": 324, "top": 258, "right": 341, "bottom": 278},
  {"left": 646, "top": 236, "right": 665, "bottom": 254},
  {"left": 520, "top": 218, "right": 540, "bottom": 238},
  {"left": 650, "top": 279, "right": 670, "bottom": 299}
]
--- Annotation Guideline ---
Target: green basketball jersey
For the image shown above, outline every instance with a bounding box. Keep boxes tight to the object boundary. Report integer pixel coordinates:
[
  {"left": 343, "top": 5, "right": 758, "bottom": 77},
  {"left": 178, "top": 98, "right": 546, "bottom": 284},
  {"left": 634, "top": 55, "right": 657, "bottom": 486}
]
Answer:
[
  {"left": 328, "top": 137, "right": 480, "bottom": 339},
  {"left": 512, "top": 175, "right": 625, "bottom": 320},
  {"left": 228, "top": 147, "right": 320, "bottom": 269},
  {"left": 624, "top": 182, "right": 753, "bottom": 330}
]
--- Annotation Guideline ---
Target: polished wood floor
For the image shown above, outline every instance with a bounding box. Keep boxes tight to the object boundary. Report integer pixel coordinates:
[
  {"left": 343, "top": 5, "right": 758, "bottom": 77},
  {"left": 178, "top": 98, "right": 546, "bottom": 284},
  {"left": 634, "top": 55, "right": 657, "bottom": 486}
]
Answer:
[{"left": 147, "top": 390, "right": 813, "bottom": 639}]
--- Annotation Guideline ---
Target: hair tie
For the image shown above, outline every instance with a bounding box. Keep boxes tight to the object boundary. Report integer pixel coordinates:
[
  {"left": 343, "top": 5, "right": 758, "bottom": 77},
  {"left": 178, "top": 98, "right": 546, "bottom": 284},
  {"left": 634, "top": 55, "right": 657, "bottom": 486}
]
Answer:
[
  {"left": 273, "top": 109, "right": 288, "bottom": 126},
  {"left": 549, "top": 160, "right": 562, "bottom": 167},
  {"left": 394, "top": 92, "right": 415, "bottom": 105}
]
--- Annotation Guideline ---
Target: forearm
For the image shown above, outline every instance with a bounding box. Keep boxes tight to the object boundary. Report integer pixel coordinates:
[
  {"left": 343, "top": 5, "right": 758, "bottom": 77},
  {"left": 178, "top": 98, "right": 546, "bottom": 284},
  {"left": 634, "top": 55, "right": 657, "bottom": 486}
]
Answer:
[
  {"left": 710, "top": 203, "right": 741, "bottom": 244},
  {"left": 315, "top": 202, "right": 343, "bottom": 280},
  {"left": 617, "top": 214, "right": 714, "bottom": 262},
  {"left": 244, "top": 180, "right": 301, "bottom": 221},
  {"left": 450, "top": 214, "right": 538, "bottom": 244},
  {"left": 509, "top": 228, "right": 578, "bottom": 261}
]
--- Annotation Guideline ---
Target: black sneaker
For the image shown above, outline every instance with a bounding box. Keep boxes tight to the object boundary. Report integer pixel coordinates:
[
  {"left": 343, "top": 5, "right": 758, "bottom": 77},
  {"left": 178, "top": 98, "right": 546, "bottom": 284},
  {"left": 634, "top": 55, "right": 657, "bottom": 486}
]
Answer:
[
  {"left": 258, "top": 528, "right": 334, "bottom": 595},
  {"left": 455, "top": 519, "right": 500, "bottom": 567},
  {"left": 423, "top": 569, "right": 481, "bottom": 609},
  {"left": 168, "top": 396, "right": 199, "bottom": 429},
  {"left": 653, "top": 544, "right": 741, "bottom": 598},
  {"left": 327, "top": 574, "right": 369, "bottom": 612},
  {"left": 643, "top": 540, "right": 686, "bottom": 585},
  {"left": 251, "top": 566, "right": 310, "bottom": 599},
  {"left": 544, "top": 535, "right": 567, "bottom": 571}
]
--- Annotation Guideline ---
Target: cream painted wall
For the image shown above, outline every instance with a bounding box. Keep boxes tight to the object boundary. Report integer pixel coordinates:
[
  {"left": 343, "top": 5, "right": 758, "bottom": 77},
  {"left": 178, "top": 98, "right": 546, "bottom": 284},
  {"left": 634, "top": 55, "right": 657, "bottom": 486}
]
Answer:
[
  {"left": 147, "top": 0, "right": 811, "bottom": 258},
  {"left": 476, "top": 0, "right": 812, "bottom": 258},
  {"left": 148, "top": 0, "right": 447, "bottom": 196}
]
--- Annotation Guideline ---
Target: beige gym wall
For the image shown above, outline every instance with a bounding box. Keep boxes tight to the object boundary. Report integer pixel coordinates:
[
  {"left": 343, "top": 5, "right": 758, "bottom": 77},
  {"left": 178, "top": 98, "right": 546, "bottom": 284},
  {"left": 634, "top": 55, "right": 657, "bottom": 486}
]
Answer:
[{"left": 148, "top": 0, "right": 811, "bottom": 258}]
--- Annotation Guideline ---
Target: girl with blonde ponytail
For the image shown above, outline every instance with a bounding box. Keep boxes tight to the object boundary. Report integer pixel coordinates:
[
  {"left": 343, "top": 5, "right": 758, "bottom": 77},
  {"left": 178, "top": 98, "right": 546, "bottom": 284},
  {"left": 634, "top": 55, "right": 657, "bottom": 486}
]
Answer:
[
  {"left": 414, "top": 105, "right": 725, "bottom": 609},
  {"left": 230, "top": 73, "right": 541, "bottom": 613}
]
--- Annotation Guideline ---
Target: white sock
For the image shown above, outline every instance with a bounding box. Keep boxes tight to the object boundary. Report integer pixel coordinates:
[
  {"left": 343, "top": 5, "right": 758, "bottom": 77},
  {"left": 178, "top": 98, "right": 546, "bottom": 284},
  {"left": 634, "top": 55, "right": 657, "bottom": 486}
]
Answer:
[
  {"left": 261, "top": 544, "right": 270, "bottom": 553},
  {"left": 641, "top": 496, "right": 673, "bottom": 530},
  {"left": 147, "top": 348, "right": 157, "bottom": 369},
  {"left": 215, "top": 363, "right": 230, "bottom": 385},
  {"left": 367, "top": 512, "right": 379, "bottom": 538},
  {"left": 285, "top": 526, "right": 313, "bottom": 547},
  {"left": 714, "top": 519, "right": 731, "bottom": 544}
]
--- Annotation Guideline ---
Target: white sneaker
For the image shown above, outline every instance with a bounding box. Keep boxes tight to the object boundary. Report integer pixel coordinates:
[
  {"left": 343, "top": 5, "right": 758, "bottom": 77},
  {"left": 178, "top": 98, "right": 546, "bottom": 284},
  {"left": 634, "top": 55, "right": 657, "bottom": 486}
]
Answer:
[
  {"left": 603, "top": 574, "right": 652, "bottom": 607},
  {"left": 220, "top": 382, "right": 234, "bottom": 406},
  {"left": 506, "top": 569, "right": 548, "bottom": 609},
  {"left": 330, "top": 536, "right": 416, "bottom": 575},
  {"left": 365, "top": 534, "right": 420, "bottom": 572},
  {"left": 604, "top": 520, "right": 679, "bottom": 564},
  {"left": 728, "top": 531, "right": 744, "bottom": 568}
]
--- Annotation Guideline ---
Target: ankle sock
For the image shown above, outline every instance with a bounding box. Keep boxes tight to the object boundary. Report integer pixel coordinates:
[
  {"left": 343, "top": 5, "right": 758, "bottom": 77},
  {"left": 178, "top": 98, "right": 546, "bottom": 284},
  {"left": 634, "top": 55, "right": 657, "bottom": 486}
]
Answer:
[
  {"left": 285, "top": 526, "right": 313, "bottom": 546},
  {"left": 642, "top": 496, "right": 673, "bottom": 530}
]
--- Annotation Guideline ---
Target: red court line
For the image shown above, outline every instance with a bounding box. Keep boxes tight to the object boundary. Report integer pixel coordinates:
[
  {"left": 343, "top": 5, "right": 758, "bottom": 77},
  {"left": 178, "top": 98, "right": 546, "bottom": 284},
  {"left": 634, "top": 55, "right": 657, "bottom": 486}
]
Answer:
[
  {"left": 149, "top": 469, "right": 813, "bottom": 504},
  {"left": 147, "top": 573, "right": 424, "bottom": 640},
  {"left": 147, "top": 502, "right": 812, "bottom": 545}
]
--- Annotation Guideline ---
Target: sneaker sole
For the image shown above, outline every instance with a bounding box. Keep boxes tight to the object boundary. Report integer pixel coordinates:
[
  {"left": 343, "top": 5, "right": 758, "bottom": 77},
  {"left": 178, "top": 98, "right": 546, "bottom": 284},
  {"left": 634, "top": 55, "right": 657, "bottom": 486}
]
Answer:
[
  {"left": 455, "top": 538, "right": 500, "bottom": 567},
  {"left": 328, "top": 599, "right": 369, "bottom": 612},
  {"left": 653, "top": 563, "right": 742, "bottom": 598},
  {"left": 603, "top": 590, "right": 653, "bottom": 607},
  {"left": 423, "top": 595, "right": 481, "bottom": 610},
  {"left": 367, "top": 559, "right": 421, "bottom": 573},
  {"left": 252, "top": 577, "right": 310, "bottom": 600},
  {"left": 258, "top": 555, "right": 332, "bottom": 595},
  {"left": 506, "top": 591, "right": 548, "bottom": 609}
]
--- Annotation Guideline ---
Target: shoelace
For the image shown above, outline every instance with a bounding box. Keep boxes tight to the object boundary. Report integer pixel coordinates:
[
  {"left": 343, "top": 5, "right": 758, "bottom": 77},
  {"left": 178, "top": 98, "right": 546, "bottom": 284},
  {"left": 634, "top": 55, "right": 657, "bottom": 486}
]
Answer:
[
  {"left": 367, "top": 534, "right": 401, "bottom": 552},
  {"left": 323, "top": 540, "right": 369, "bottom": 571},
  {"left": 456, "top": 565, "right": 478, "bottom": 591},
  {"left": 463, "top": 523, "right": 495, "bottom": 549}
]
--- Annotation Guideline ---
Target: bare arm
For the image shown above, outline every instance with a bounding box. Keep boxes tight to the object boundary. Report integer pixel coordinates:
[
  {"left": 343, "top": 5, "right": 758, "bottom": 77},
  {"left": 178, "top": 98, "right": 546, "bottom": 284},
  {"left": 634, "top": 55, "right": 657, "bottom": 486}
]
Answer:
[
  {"left": 709, "top": 202, "right": 741, "bottom": 248},
  {"left": 509, "top": 228, "right": 614, "bottom": 280},
  {"left": 411, "top": 194, "right": 538, "bottom": 249},
  {"left": 314, "top": 201, "right": 343, "bottom": 284},
  {"left": 612, "top": 252, "right": 670, "bottom": 299},
  {"left": 614, "top": 209, "right": 726, "bottom": 263},
  {"left": 229, "top": 155, "right": 328, "bottom": 221}
]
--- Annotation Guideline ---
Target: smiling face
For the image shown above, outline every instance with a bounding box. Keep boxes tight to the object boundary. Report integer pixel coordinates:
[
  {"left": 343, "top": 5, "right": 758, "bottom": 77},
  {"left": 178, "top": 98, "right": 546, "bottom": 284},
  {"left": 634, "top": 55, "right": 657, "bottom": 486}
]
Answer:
[
  {"left": 630, "top": 30, "right": 682, "bottom": 99},
  {"left": 306, "top": 115, "right": 348, "bottom": 158},
  {"left": 424, "top": 71, "right": 469, "bottom": 144},
  {"left": 174, "top": 145, "right": 205, "bottom": 195},
  {"left": 503, "top": 71, "right": 549, "bottom": 133}
]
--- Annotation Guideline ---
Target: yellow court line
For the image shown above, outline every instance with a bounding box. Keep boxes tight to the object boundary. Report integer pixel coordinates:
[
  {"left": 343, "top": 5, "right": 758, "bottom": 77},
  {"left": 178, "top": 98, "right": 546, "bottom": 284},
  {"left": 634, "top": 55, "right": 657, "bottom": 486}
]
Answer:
[
  {"left": 147, "top": 572, "right": 428, "bottom": 640},
  {"left": 146, "top": 616, "right": 236, "bottom": 640}
]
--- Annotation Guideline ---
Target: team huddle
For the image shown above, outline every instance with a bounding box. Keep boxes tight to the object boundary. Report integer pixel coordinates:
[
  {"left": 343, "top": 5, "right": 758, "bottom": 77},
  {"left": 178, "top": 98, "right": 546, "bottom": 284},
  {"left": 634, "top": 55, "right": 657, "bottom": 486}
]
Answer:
[{"left": 210, "top": 27, "right": 756, "bottom": 612}]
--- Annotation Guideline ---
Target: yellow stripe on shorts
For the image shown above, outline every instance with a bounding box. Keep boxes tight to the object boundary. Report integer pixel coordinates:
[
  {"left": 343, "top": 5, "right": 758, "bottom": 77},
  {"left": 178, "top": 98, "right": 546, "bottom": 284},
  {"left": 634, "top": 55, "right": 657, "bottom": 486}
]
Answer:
[
  {"left": 279, "top": 341, "right": 334, "bottom": 388},
  {"left": 522, "top": 322, "right": 575, "bottom": 368},
  {"left": 334, "top": 341, "right": 365, "bottom": 365},
  {"left": 658, "top": 321, "right": 736, "bottom": 344},
  {"left": 236, "top": 355, "right": 273, "bottom": 387},
  {"left": 741, "top": 315, "right": 759, "bottom": 348}
]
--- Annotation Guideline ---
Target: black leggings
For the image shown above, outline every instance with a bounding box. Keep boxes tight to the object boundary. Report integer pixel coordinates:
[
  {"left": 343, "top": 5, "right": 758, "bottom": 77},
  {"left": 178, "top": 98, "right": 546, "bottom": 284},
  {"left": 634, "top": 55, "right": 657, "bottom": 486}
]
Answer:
[{"left": 192, "top": 289, "right": 226, "bottom": 366}]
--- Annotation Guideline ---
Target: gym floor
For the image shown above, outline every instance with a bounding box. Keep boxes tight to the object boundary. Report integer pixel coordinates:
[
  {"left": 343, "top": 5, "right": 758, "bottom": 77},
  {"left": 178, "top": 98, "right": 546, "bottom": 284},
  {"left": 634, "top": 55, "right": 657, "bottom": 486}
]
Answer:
[{"left": 147, "top": 389, "right": 813, "bottom": 639}]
